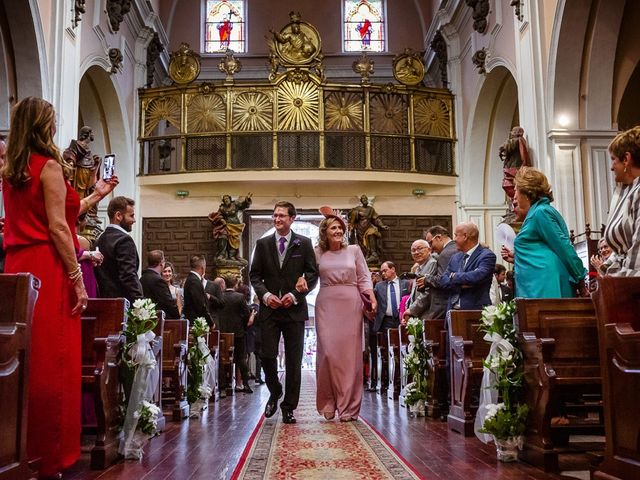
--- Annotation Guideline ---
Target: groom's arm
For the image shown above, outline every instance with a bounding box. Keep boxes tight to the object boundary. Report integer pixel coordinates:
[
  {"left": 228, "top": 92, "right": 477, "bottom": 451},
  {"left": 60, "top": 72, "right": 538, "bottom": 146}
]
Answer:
[
  {"left": 291, "top": 238, "right": 318, "bottom": 303},
  {"left": 249, "top": 239, "right": 270, "bottom": 300}
]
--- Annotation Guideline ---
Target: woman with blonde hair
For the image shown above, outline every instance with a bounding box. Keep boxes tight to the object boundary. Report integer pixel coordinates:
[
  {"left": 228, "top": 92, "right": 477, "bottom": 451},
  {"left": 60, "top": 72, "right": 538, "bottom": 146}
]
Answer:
[
  {"left": 313, "top": 208, "right": 376, "bottom": 421},
  {"left": 1, "top": 97, "right": 117, "bottom": 478},
  {"left": 602, "top": 126, "right": 640, "bottom": 276},
  {"left": 501, "top": 166, "right": 586, "bottom": 298}
]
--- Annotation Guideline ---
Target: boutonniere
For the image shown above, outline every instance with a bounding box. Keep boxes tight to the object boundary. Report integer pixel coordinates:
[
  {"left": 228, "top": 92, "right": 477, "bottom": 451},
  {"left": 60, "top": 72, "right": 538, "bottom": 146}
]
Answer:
[{"left": 291, "top": 238, "right": 302, "bottom": 248}]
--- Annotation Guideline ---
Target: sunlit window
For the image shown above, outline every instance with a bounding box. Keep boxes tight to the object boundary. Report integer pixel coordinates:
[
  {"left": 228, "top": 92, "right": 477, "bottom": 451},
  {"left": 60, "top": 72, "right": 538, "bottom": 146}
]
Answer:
[
  {"left": 343, "top": 0, "right": 385, "bottom": 52},
  {"left": 203, "top": 0, "right": 246, "bottom": 53}
]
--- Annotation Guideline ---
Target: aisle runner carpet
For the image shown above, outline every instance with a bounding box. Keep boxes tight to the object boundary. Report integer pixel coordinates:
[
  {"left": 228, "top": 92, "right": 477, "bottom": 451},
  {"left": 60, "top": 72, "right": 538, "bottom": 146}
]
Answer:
[{"left": 232, "top": 372, "right": 423, "bottom": 479}]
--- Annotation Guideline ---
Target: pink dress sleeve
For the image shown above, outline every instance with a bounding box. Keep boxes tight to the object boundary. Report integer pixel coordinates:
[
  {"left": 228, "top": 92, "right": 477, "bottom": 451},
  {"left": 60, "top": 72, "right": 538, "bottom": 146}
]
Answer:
[{"left": 351, "top": 245, "right": 373, "bottom": 293}]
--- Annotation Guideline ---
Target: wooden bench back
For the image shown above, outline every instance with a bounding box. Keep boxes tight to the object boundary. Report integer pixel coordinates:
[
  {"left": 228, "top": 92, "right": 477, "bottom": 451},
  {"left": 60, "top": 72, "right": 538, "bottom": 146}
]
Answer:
[
  {"left": 515, "top": 298, "right": 599, "bottom": 378},
  {"left": 0, "top": 273, "right": 39, "bottom": 480},
  {"left": 81, "top": 298, "right": 128, "bottom": 368},
  {"left": 592, "top": 277, "right": 640, "bottom": 330},
  {"left": 424, "top": 318, "right": 445, "bottom": 343},
  {"left": 162, "top": 319, "right": 189, "bottom": 369},
  {"left": 449, "top": 310, "right": 489, "bottom": 361}
]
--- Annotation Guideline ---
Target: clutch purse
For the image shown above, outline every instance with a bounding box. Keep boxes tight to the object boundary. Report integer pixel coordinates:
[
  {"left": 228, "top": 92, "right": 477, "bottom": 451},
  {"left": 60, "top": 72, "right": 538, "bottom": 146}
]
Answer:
[{"left": 360, "top": 292, "right": 375, "bottom": 320}]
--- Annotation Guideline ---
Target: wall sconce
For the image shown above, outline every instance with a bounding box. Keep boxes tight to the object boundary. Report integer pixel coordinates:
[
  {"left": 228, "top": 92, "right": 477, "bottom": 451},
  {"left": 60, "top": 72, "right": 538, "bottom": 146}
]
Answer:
[
  {"left": 176, "top": 189, "right": 189, "bottom": 199},
  {"left": 412, "top": 188, "right": 426, "bottom": 197}
]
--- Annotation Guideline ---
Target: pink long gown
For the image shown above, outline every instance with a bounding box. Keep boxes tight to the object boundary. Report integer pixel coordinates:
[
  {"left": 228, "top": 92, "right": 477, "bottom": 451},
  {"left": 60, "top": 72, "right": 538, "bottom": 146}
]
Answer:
[{"left": 315, "top": 244, "right": 372, "bottom": 420}]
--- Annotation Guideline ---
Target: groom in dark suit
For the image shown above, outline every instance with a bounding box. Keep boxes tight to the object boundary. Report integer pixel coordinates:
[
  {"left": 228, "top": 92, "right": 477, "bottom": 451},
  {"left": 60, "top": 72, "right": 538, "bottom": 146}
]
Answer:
[{"left": 250, "top": 201, "right": 318, "bottom": 424}]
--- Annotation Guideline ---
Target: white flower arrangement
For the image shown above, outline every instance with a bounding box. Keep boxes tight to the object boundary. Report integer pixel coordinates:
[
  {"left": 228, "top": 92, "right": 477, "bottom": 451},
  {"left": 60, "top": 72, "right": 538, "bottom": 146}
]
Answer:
[
  {"left": 134, "top": 400, "right": 162, "bottom": 436},
  {"left": 401, "top": 317, "right": 430, "bottom": 408}
]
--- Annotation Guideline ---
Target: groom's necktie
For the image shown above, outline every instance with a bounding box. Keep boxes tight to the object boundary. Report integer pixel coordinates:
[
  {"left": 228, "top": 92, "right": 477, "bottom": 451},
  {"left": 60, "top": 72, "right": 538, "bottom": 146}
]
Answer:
[
  {"left": 278, "top": 237, "right": 286, "bottom": 255},
  {"left": 389, "top": 281, "right": 398, "bottom": 318}
]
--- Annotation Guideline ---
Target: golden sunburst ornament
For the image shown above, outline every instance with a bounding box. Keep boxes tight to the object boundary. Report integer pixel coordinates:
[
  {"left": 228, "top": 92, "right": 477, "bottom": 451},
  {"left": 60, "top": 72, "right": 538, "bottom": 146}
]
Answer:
[
  {"left": 370, "top": 93, "right": 407, "bottom": 134},
  {"left": 414, "top": 97, "right": 451, "bottom": 137},
  {"left": 233, "top": 92, "right": 273, "bottom": 131},
  {"left": 144, "top": 96, "right": 181, "bottom": 136},
  {"left": 324, "top": 92, "right": 363, "bottom": 131},
  {"left": 277, "top": 80, "right": 319, "bottom": 131},
  {"left": 186, "top": 94, "right": 226, "bottom": 133}
]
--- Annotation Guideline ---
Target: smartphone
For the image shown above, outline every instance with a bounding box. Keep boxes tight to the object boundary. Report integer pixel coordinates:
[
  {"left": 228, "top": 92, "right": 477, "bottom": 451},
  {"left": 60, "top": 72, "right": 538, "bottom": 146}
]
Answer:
[{"left": 102, "top": 154, "right": 115, "bottom": 181}]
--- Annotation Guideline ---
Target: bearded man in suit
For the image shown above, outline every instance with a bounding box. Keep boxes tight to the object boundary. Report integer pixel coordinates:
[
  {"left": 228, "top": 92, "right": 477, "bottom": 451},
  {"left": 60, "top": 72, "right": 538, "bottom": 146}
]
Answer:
[
  {"left": 183, "top": 255, "right": 213, "bottom": 326},
  {"left": 250, "top": 201, "right": 318, "bottom": 424},
  {"left": 95, "top": 196, "right": 143, "bottom": 303}
]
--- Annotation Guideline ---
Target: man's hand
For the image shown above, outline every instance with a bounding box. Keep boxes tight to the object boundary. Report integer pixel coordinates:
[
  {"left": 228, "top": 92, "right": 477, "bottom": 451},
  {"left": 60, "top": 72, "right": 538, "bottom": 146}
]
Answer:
[
  {"left": 281, "top": 294, "right": 295, "bottom": 308},
  {"left": 295, "top": 276, "right": 308, "bottom": 293},
  {"left": 248, "top": 310, "right": 256, "bottom": 327},
  {"left": 266, "top": 295, "right": 283, "bottom": 309},
  {"left": 401, "top": 311, "right": 411, "bottom": 326},
  {"left": 416, "top": 276, "right": 425, "bottom": 290}
]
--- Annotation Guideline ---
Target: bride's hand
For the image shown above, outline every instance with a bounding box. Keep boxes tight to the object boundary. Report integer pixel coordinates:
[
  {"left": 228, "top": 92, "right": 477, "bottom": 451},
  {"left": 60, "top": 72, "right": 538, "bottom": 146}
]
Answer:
[{"left": 295, "top": 276, "right": 308, "bottom": 293}]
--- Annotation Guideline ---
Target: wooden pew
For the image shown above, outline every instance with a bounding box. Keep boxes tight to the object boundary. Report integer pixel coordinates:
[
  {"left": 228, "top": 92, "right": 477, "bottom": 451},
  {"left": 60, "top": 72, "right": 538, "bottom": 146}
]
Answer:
[
  {"left": 150, "top": 311, "right": 166, "bottom": 432},
  {"left": 447, "top": 310, "right": 488, "bottom": 436},
  {"left": 81, "top": 298, "right": 128, "bottom": 470},
  {"left": 515, "top": 298, "right": 602, "bottom": 472},
  {"left": 376, "top": 331, "right": 389, "bottom": 396},
  {"left": 207, "top": 329, "right": 220, "bottom": 402},
  {"left": 218, "top": 332, "right": 235, "bottom": 396},
  {"left": 0, "top": 273, "right": 39, "bottom": 480},
  {"left": 592, "top": 277, "right": 640, "bottom": 480},
  {"left": 423, "top": 318, "right": 447, "bottom": 418},
  {"left": 162, "top": 319, "right": 189, "bottom": 419},
  {"left": 387, "top": 328, "right": 401, "bottom": 400}
]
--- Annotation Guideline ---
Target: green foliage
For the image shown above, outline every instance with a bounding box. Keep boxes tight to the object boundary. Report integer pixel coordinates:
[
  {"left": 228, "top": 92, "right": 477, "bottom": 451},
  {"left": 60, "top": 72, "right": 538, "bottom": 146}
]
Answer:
[
  {"left": 480, "top": 403, "right": 529, "bottom": 440},
  {"left": 402, "top": 317, "right": 430, "bottom": 407},
  {"left": 187, "top": 317, "right": 210, "bottom": 405}
]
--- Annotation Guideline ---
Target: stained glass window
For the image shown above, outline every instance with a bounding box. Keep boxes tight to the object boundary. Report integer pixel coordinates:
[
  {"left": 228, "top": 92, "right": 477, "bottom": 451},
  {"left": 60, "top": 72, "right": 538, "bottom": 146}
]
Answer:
[
  {"left": 343, "top": 0, "right": 385, "bottom": 52},
  {"left": 204, "top": 0, "right": 246, "bottom": 53}
]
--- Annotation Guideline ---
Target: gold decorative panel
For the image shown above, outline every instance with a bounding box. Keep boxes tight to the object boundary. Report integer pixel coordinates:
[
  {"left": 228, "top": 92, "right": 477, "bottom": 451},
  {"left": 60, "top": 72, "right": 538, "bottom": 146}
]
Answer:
[
  {"left": 324, "top": 91, "right": 363, "bottom": 131},
  {"left": 277, "top": 80, "right": 319, "bottom": 131},
  {"left": 186, "top": 93, "right": 226, "bottom": 133},
  {"left": 232, "top": 91, "right": 273, "bottom": 131},
  {"left": 414, "top": 96, "right": 451, "bottom": 138},
  {"left": 370, "top": 93, "right": 408, "bottom": 134},
  {"left": 144, "top": 96, "right": 181, "bottom": 137}
]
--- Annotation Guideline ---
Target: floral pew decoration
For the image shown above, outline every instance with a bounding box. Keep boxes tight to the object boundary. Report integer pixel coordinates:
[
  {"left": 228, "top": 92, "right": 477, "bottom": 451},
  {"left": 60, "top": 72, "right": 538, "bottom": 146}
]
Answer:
[
  {"left": 475, "top": 300, "right": 528, "bottom": 462},
  {"left": 119, "top": 298, "right": 163, "bottom": 460},
  {"left": 402, "top": 317, "right": 430, "bottom": 416},
  {"left": 187, "top": 317, "right": 216, "bottom": 418}
]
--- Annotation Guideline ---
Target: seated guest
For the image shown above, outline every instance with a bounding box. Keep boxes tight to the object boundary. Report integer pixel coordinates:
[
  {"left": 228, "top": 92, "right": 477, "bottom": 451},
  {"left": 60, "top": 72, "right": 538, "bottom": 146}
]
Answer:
[
  {"left": 439, "top": 222, "right": 496, "bottom": 311},
  {"left": 76, "top": 213, "right": 103, "bottom": 298},
  {"left": 602, "top": 126, "right": 640, "bottom": 276},
  {"left": 489, "top": 264, "right": 507, "bottom": 305},
  {"left": 218, "top": 275, "right": 253, "bottom": 393},
  {"left": 501, "top": 167, "right": 587, "bottom": 297},
  {"left": 161, "top": 261, "right": 184, "bottom": 315},
  {"left": 140, "top": 250, "right": 180, "bottom": 318}
]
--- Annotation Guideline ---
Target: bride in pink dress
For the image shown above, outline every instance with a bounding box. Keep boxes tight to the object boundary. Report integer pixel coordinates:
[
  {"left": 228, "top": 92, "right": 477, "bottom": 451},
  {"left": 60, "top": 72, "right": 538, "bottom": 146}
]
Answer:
[{"left": 314, "top": 211, "right": 376, "bottom": 421}]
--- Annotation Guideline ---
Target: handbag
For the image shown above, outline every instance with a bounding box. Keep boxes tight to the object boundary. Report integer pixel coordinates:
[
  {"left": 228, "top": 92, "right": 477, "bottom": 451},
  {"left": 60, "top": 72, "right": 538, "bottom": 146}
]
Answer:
[{"left": 360, "top": 292, "right": 375, "bottom": 320}]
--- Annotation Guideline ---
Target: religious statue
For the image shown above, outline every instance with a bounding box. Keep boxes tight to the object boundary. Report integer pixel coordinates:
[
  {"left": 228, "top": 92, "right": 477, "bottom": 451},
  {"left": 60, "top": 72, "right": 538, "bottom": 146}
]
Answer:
[
  {"left": 270, "top": 15, "right": 316, "bottom": 63},
  {"left": 499, "top": 126, "right": 531, "bottom": 223},
  {"left": 63, "top": 126, "right": 102, "bottom": 240},
  {"left": 348, "top": 194, "right": 389, "bottom": 266},
  {"left": 208, "top": 193, "right": 253, "bottom": 265}
]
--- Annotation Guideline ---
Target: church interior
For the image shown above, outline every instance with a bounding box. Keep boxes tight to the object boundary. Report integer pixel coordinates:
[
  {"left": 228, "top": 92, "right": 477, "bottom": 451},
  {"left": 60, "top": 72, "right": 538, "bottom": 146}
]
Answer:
[{"left": 1, "top": 0, "right": 640, "bottom": 479}]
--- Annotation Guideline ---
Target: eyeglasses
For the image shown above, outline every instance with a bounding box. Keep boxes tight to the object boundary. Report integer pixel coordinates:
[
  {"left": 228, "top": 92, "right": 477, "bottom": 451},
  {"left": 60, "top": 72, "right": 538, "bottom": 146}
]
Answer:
[
  {"left": 410, "top": 246, "right": 428, "bottom": 253},
  {"left": 425, "top": 234, "right": 441, "bottom": 246},
  {"left": 272, "top": 214, "right": 290, "bottom": 219}
]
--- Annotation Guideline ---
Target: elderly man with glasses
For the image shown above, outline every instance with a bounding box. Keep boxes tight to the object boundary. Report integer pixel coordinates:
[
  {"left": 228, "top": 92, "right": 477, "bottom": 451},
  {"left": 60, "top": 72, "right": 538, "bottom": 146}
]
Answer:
[{"left": 401, "top": 239, "right": 437, "bottom": 324}]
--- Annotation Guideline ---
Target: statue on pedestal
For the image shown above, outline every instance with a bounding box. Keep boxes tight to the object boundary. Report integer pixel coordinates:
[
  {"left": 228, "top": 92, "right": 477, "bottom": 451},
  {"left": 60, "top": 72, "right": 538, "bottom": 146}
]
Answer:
[
  {"left": 499, "top": 126, "right": 531, "bottom": 224},
  {"left": 208, "top": 193, "right": 252, "bottom": 268},
  {"left": 348, "top": 194, "right": 389, "bottom": 266},
  {"left": 63, "top": 126, "right": 102, "bottom": 242}
]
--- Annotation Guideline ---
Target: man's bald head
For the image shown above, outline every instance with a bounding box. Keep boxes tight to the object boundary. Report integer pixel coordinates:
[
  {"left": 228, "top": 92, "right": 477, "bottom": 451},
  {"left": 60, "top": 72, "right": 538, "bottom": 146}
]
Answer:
[{"left": 454, "top": 222, "right": 480, "bottom": 252}]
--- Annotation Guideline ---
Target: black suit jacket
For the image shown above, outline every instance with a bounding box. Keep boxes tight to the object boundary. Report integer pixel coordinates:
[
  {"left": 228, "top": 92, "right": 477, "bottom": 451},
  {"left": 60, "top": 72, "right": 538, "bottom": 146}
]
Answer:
[
  {"left": 218, "top": 289, "right": 251, "bottom": 338},
  {"left": 373, "top": 278, "right": 410, "bottom": 332},
  {"left": 250, "top": 231, "right": 318, "bottom": 323},
  {"left": 95, "top": 226, "right": 143, "bottom": 303},
  {"left": 140, "top": 268, "right": 180, "bottom": 319},
  {"left": 424, "top": 240, "right": 458, "bottom": 319},
  {"left": 183, "top": 272, "right": 213, "bottom": 325},
  {"left": 204, "top": 280, "right": 225, "bottom": 327}
]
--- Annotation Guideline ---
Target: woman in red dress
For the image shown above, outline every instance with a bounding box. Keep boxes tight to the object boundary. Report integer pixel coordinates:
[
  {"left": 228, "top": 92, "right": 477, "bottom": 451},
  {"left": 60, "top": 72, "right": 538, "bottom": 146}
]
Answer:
[{"left": 2, "top": 97, "right": 117, "bottom": 478}]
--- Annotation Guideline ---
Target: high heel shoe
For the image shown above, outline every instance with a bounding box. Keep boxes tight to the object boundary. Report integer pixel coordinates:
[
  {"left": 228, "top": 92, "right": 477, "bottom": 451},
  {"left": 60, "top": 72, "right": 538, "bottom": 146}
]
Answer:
[{"left": 323, "top": 412, "right": 335, "bottom": 420}]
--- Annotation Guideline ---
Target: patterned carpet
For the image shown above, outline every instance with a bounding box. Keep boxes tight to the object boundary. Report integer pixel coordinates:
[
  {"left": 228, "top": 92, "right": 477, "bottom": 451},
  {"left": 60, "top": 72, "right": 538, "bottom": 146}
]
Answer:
[{"left": 232, "top": 372, "right": 424, "bottom": 479}]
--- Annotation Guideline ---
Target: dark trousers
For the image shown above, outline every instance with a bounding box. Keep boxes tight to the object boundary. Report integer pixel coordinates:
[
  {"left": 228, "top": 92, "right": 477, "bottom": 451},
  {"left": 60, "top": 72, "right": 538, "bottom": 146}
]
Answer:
[
  {"left": 234, "top": 335, "right": 250, "bottom": 386},
  {"left": 366, "top": 321, "right": 378, "bottom": 387},
  {"left": 260, "top": 312, "right": 305, "bottom": 412}
]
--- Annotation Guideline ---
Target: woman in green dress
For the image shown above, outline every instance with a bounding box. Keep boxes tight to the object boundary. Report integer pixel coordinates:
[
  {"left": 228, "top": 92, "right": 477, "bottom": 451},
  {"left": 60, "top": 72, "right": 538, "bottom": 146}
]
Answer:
[{"left": 501, "top": 167, "right": 587, "bottom": 298}]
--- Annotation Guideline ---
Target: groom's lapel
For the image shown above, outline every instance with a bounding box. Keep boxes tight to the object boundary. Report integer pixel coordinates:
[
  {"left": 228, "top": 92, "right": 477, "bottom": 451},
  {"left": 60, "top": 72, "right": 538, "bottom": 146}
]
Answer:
[{"left": 280, "top": 232, "right": 298, "bottom": 271}]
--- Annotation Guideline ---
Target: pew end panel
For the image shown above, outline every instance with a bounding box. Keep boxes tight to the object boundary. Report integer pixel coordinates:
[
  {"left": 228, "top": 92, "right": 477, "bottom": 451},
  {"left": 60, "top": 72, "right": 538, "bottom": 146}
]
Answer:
[
  {"left": 0, "top": 273, "right": 39, "bottom": 480},
  {"left": 592, "top": 277, "right": 640, "bottom": 480},
  {"left": 376, "top": 332, "right": 389, "bottom": 395},
  {"left": 387, "top": 328, "right": 401, "bottom": 400},
  {"left": 399, "top": 325, "right": 410, "bottom": 407},
  {"left": 447, "top": 310, "right": 487, "bottom": 436},
  {"left": 162, "top": 319, "right": 190, "bottom": 420},
  {"left": 218, "top": 332, "right": 236, "bottom": 396},
  {"left": 207, "top": 330, "right": 220, "bottom": 402},
  {"left": 423, "top": 319, "right": 447, "bottom": 418}
]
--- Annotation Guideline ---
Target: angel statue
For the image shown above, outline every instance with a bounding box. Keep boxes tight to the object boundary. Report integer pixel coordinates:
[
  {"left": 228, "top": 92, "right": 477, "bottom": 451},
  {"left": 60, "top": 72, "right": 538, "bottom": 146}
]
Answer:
[
  {"left": 348, "top": 194, "right": 389, "bottom": 266},
  {"left": 208, "top": 193, "right": 252, "bottom": 264}
]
